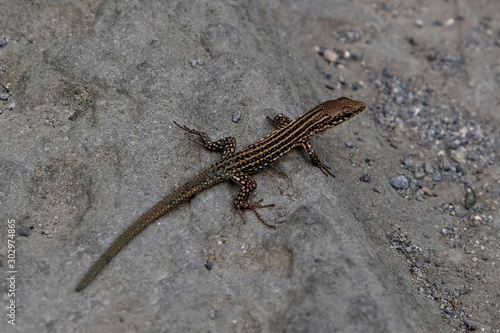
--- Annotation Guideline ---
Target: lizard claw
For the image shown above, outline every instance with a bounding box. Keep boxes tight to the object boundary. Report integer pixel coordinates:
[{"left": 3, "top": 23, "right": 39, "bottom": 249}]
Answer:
[
  {"left": 237, "top": 200, "right": 276, "bottom": 229},
  {"left": 318, "top": 163, "right": 335, "bottom": 177}
]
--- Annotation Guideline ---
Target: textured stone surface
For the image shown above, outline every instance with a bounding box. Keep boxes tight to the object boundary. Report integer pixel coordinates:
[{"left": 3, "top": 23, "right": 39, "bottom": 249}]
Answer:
[{"left": 1, "top": 1, "right": 499, "bottom": 332}]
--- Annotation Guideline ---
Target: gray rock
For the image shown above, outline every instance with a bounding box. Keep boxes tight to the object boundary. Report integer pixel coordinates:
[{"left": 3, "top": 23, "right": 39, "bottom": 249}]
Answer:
[{"left": 390, "top": 175, "right": 410, "bottom": 189}]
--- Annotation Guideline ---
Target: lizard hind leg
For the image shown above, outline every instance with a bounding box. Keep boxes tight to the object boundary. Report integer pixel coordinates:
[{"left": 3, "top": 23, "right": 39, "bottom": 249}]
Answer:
[{"left": 231, "top": 173, "right": 276, "bottom": 229}]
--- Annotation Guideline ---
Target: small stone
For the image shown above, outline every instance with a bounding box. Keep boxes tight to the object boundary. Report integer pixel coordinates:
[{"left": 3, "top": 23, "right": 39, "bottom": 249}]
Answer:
[
  {"left": 424, "top": 163, "right": 434, "bottom": 174},
  {"left": 415, "top": 189, "right": 425, "bottom": 201},
  {"left": 232, "top": 111, "right": 241, "bottom": 123},
  {"left": 415, "top": 19, "right": 424, "bottom": 27},
  {"left": 463, "top": 319, "right": 478, "bottom": 330},
  {"left": 450, "top": 149, "right": 466, "bottom": 165},
  {"left": 8, "top": 102, "right": 15, "bottom": 110},
  {"left": 0, "top": 93, "right": 10, "bottom": 101},
  {"left": 0, "top": 36, "right": 7, "bottom": 48},
  {"left": 465, "top": 187, "right": 477, "bottom": 210},
  {"left": 441, "top": 227, "right": 453, "bottom": 235},
  {"left": 421, "top": 186, "right": 433, "bottom": 196},
  {"left": 390, "top": 175, "right": 410, "bottom": 189},
  {"left": 414, "top": 167, "right": 425, "bottom": 179},
  {"left": 19, "top": 227, "right": 31, "bottom": 237},
  {"left": 359, "top": 173, "right": 372, "bottom": 182},
  {"left": 433, "top": 173, "right": 443, "bottom": 182},
  {"left": 323, "top": 49, "right": 338, "bottom": 63},
  {"left": 402, "top": 156, "right": 415, "bottom": 169},
  {"left": 444, "top": 18, "right": 454, "bottom": 26},
  {"left": 395, "top": 94, "right": 404, "bottom": 104},
  {"left": 345, "top": 142, "right": 354, "bottom": 148},
  {"left": 205, "top": 259, "right": 213, "bottom": 270},
  {"left": 440, "top": 157, "right": 452, "bottom": 171}
]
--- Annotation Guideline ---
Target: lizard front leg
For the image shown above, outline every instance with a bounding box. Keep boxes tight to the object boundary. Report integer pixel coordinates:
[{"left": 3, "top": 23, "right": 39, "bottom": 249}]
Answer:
[
  {"left": 174, "top": 121, "right": 236, "bottom": 159},
  {"left": 301, "top": 141, "right": 335, "bottom": 177}
]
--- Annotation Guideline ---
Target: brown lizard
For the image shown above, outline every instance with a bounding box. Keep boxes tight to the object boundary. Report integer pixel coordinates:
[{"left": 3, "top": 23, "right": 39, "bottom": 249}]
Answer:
[{"left": 75, "top": 97, "right": 366, "bottom": 291}]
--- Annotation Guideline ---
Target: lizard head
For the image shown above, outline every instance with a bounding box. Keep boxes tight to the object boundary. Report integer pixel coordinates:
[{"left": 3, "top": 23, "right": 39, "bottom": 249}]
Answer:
[{"left": 323, "top": 97, "right": 366, "bottom": 126}]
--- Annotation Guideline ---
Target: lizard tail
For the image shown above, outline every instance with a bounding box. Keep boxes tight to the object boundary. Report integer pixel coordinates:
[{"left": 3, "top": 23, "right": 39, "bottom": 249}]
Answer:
[{"left": 75, "top": 169, "right": 223, "bottom": 292}]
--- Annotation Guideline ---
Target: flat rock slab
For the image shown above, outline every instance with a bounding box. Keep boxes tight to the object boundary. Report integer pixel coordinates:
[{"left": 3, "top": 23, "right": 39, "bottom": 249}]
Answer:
[{"left": 1, "top": 1, "right": 499, "bottom": 332}]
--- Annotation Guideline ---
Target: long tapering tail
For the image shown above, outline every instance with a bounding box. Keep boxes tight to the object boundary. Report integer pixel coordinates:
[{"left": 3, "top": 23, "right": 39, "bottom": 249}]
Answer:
[{"left": 75, "top": 168, "right": 223, "bottom": 292}]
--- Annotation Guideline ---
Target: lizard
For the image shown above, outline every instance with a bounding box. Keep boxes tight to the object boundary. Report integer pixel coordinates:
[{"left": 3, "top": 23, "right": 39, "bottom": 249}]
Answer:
[{"left": 75, "top": 96, "right": 366, "bottom": 292}]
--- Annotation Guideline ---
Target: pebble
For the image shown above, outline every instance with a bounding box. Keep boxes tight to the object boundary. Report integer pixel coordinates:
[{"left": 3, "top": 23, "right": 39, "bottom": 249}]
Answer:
[
  {"left": 455, "top": 164, "right": 464, "bottom": 174},
  {"left": 19, "top": 227, "right": 31, "bottom": 237},
  {"left": 424, "top": 163, "right": 434, "bottom": 174},
  {"left": 395, "top": 94, "right": 405, "bottom": 104},
  {"left": 231, "top": 111, "right": 241, "bottom": 123},
  {"left": 323, "top": 49, "right": 338, "bottom": 63},
  {"left": 382, "top": 67, "right": 391, "bottom": 78},
  {"left": 359, "top": 173, "right": 372, "bottom": 182},
  {"left": 432, "top": 51, "right": 463, "bottom": 72},
  {"left": 441, "top": 227, "right": 454, "bottom": 235},
  {"left": 432, "top": 174, "right": 442, "bottom": 182},
  {"left": 334, "top": 29, "right": 361, "bottom": 43},
  {"left": 440, "top": 156, "right": 452, "bottom": 171},
  {"left": 0, "top": 36, "right": 7, "bottom": 48},
  {"left": 390, "top": 175, "right": 410, "bottom": 189},
  {"left": 415, "top": 189, "right": 425, "bottom": 201},
  {"left": 314, "top": 45, "right": 327, "bottom": 55},
  {"left": 421, "top": 186, "right": 433, "bottom": 196},
  {"left": 402, "top": 156, "right": 415, "bottom": 169},
  {"left": 0, "top": 93, "right": 10, "bottom": 101},
  {"left": 465, "top": 187, "right": 477, "bottom": 209},
  {"left": 345, "top": 141, "right": 354, "bottom": 148},
  {"left": 415, "top": 19, "right": 424, "bottom": 27},
  {"left": 450, "top": 149, "right": 466, "bottom": 165},
  {"left": 463, "top": 319, "right": 478, "bottom": 330},
  {"left": 414, "top": 167, "right": 425, "bottom": 179}
]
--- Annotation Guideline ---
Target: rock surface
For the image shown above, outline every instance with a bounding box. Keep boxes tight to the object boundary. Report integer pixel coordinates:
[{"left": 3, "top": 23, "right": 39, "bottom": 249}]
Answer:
[{"left": 1, "top": 1, "right": 499, "bottom": 332}]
